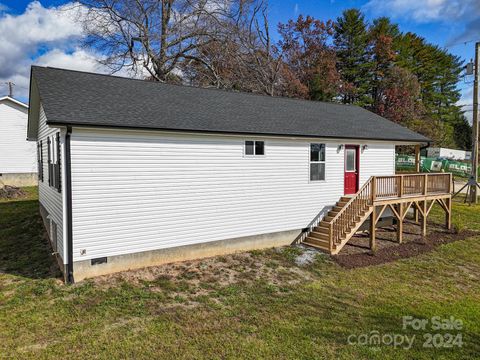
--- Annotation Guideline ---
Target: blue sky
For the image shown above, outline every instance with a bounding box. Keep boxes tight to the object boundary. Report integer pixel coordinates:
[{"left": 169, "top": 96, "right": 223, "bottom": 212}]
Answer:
[{"left": 1, "top": 0, "right": 479, "bottom": 117}]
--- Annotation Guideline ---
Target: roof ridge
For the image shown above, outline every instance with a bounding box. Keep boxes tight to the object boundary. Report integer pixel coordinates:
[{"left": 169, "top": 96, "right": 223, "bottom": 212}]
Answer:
[{"left": 31, "top": 65, "right": 358, "bottom": 109}]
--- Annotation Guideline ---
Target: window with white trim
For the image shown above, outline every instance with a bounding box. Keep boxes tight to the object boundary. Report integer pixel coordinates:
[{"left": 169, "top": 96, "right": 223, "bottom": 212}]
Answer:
[
  {"left": 245, "top": 140, "right": 264, "bottom": 156},
  {"left": 37, "top": 141, "right": 44, "bottom": 182},
  {"left": 345, "top": 148, "right": 356, "bottom": 172},
  {"left": 310, "top": 143, "right": 325, "bottom": 181},
  {"left": 48, "top": 133, "right": 61, "bottom": 192}
]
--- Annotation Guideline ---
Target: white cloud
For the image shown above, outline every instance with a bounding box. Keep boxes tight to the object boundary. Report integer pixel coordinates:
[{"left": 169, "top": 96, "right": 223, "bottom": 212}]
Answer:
[
  {"left": 449, "top": 17, "right": 480, "bottom": 45},
  {"left": 35, "top": 48, "right": 103, "bottom": 73},
  {"left": 458, "top": 86, "right": 474, "bottom": 124},
  {"left": 0, "top": 1, "right": 109, "bottom": 100},
  {"left": 294, "top": 3, "right": 299, "bottom": 15},
  {"left": 363, "top": 0, "right": 479, "bottom": 23}
]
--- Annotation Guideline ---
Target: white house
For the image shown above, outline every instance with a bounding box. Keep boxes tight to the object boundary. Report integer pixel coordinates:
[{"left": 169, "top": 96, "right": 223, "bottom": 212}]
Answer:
[
  {"left": 27, "top": 66, "right": 432, "bottom": 282},
  {"left": 0, "top": 96, "right": 37, "bottom": 186}
]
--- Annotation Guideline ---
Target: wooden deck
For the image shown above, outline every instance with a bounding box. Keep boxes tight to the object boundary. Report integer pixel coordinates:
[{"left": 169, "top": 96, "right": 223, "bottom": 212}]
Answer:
[{"left": 302, "top": 173, "right": 452, "bottom": 254}]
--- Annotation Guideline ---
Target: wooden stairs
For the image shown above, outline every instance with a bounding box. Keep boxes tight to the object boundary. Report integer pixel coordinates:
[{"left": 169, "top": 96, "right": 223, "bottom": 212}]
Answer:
[{"left": 303, "top": 196, "right": 373, "bottom": 255}]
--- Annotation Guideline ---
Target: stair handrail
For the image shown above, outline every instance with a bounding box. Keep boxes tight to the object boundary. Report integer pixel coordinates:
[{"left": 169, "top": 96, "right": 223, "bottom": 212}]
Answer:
[
  {"left": 329, "top": 176, "right": 374, "bottom": 223},
  {"left": 329, "top": 176, "right": 374, "bottom": 245}
]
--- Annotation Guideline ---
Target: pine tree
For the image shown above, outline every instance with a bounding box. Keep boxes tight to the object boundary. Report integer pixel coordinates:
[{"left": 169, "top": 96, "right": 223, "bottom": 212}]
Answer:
[
  {"left": 395, "top": 33, "right": 464, "bottom": 146},
  {"left": 453, "top": 115, "right": 472, "bottom": 151},
  {"left": 333, "top": 9, "right": 372, "bottom": 106}
]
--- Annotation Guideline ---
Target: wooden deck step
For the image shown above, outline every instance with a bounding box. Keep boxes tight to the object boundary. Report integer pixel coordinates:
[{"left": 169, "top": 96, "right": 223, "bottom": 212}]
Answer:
[
  {"left": 304, "top": 237, "right": 330, "bottom": 251},
  {"left": 314, "top": 225, "right": 329, "bottom": 234},
  {"left": 309, "top": 231, "right": 329, "bottom": 241}
]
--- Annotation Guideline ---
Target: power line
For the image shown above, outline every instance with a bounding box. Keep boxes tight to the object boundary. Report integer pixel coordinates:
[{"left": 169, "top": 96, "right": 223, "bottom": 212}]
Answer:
[{"left": 445, "top": 38, "right": 480, "bottom": 49}]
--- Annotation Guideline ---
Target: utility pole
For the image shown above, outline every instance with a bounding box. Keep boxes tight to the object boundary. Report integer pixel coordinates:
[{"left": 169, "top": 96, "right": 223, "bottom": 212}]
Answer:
[
  {"left": 453, "top": 42, "right": 480, "bottom": 204},
  {"left": 471, "top": 42, "right": 479, "bottom": 203},
  {"left": 4, "top": 81, "right": 14, "bottom": 98}
]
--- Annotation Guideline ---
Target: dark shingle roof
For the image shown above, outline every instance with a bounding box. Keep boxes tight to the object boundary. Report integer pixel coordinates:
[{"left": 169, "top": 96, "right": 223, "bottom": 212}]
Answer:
[{"left": 31, "top": 66, "right": 429, "bottom": 143}]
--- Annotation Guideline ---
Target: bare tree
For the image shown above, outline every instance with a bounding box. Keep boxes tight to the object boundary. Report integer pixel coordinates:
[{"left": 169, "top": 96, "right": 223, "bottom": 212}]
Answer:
[
  {"left": 182, "top": 0, "right": 286, "bottom": 96},
  {"left": 79, "top": 0, "right": 286, "bottom": 96},
  {"left": 79, "top": 0, "right": 242, "bottom": 81}
]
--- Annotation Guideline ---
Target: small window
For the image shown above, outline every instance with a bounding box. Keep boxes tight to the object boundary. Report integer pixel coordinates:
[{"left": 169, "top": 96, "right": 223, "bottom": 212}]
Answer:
[
  {"left": 245, "top": 141, "right": 264, "bottom": 156},
  {"left": 345, "top": 148, "right": 356, "bottom": 172},
  {"left": 310, "top": 143, "right": 326, "bottom": 181}
]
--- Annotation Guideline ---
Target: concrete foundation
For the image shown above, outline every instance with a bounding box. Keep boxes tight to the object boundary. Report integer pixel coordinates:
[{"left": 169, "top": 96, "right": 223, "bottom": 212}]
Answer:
[
  {"left": 73, "top": 228, "right": 301, "bottom": 281},
  {"left": 0, "top": 172, "right": 37, "bottom": 187}
]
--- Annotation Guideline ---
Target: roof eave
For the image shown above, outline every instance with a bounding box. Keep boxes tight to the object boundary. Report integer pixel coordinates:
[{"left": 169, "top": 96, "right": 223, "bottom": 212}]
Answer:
[
  {"left": 45, "top": 120, "right": 430, "bottom": 144},
  {"left": 0, "top": 96, "right": 28, "bottom": 109},
  {"left": 27, "top": 70, "right": 41, "bottom": 141}
]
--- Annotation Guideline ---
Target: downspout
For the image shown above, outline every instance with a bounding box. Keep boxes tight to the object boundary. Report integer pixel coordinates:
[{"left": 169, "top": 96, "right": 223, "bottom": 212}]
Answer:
[
  {"left": 420, "top": 142, "right": 430, "bottom": 152},
  {"left": 65, "top": 126, "right": 74, "bottom": 284},
  {"left": 415, "top": 142, "right": 430, "bottom": 173}
]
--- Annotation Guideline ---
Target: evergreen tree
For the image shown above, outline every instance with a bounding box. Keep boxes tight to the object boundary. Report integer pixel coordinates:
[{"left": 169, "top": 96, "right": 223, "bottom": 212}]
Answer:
[
  {"left": 333, "top": 9, "right": 372, "bottom": 106},
  {"left": 395, "top": 33, "right": 464, "bottom": 146},
  {"left": 453, "top": 115, "right": 473, "bottom": 151}
]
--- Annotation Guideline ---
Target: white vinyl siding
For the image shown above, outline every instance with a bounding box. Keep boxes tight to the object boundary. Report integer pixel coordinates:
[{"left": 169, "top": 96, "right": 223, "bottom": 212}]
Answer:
[
  {"left": 358, "top": 143, "right": 396, "bottom": 185},
  {"left": 70, "top": 128, "right": 396, "bottom": 261},
  {"left": 0, "top": 100, "right": 36, "bottom": 174},
  {"left": 38, "top": 106, "right": 65, "bottom": 262}
]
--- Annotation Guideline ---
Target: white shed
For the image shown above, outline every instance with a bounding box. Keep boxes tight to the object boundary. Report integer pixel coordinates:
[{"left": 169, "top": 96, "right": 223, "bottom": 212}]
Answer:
[
  {"left": 0, "top": 96, "right": 37, "bottom": 186},
  {"left": 27, "top": 67, "right": 432, "bottom": 282}
]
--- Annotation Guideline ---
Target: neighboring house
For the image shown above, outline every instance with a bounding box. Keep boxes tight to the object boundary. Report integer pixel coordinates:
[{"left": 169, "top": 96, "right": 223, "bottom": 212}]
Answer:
[
  {"left": 0, "top": 96, "right": 37, "bottom": 186},
  {"left": 28, "top": 66, "right": 450, "bottom": 283}
]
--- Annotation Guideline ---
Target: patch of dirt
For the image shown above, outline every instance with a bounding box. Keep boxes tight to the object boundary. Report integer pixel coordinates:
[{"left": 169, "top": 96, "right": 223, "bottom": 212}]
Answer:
[
  {"left": 0, "top": 185, "right": 25, "bottom": 199},
  {"left": 333, "top": 221, "right": 479, "bottom": 269},
  {"left": 91, "top": 247, "right": 316, "bottom": 304},
  {"left": 294, "top": 246, "right": 319, "bottom": 266}
]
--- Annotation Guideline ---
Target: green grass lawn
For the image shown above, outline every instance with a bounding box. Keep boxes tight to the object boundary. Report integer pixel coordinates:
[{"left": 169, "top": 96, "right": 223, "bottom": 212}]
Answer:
[{"left": 1, "top": 188, "right": 480, "bottom": 359}]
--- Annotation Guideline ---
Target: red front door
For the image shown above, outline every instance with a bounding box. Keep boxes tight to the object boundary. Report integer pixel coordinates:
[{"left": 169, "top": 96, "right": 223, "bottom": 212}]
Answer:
[{"left": 344, "top": 145, "right": 359, "bottom": 195}]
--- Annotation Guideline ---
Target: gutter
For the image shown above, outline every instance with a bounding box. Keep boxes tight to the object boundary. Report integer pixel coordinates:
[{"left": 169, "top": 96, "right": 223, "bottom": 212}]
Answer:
[
  {"left": 45, "top": 121, "right": 430, "bottom": 144},
  {"left": 420, "top": 142, "right": 431, "bottom": 151},
  {"left": 65, "top": 126, "right": 74, "bottom": 284}
]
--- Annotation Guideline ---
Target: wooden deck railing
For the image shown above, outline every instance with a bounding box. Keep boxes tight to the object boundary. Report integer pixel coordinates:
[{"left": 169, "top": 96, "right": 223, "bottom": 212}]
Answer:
[
  {"left": 374, "top": 173, "right": 451, "bottom": 200},
  {"left": 329, "top": 173, "right": 452, "bottom": 246},
  {"left": 330, "top": 177, "right": 373, "bottom": 245}
]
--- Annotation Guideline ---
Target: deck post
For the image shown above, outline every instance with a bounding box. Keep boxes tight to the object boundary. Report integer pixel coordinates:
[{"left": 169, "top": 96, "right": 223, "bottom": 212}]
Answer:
[
  {"left": 415, "top": 145, "right": 421, "bottom": 173},
  {"left": 413, "top": 147, "right": 421, "bottom": 223},
  {"left": 422, "top": 200, "right": 428, "bottom": 237},
  {"left": 446, "top": 197, "right": 452, "bottom": 230},
  {"left": 370, "top": 206, "right": 377, "bottom": 252},
  {"left": 397, "top": 203, "right": 403, "bottom": 243},
  {"left": 399, "top": 175, "right": 404, "bottom": 198}
]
